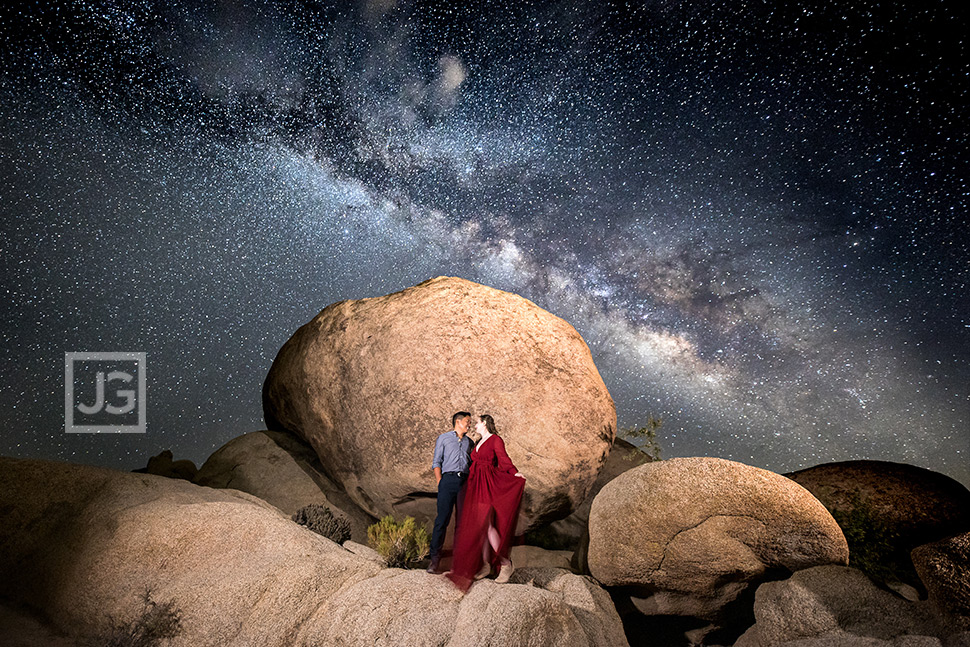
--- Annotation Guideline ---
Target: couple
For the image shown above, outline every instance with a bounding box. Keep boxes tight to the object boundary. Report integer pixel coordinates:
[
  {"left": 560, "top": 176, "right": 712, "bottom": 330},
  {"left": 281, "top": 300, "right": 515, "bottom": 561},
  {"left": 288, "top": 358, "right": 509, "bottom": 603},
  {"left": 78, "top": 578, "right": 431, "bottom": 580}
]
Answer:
[{"left": 428, "top": 411, "right": 526, "bottom": 591}]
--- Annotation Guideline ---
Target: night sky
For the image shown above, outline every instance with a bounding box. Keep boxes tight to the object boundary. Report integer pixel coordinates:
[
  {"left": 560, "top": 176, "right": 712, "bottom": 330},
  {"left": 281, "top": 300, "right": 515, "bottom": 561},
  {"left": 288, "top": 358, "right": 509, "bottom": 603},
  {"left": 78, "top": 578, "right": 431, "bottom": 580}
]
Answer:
[{"left": 2, "top": 1, "right": 967, "bottom": 488}]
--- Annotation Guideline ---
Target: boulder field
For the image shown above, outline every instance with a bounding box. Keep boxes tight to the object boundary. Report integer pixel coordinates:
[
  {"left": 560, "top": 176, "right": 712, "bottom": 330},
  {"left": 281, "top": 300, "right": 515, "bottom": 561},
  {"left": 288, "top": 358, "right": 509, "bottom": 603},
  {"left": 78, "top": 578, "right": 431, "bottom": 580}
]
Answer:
[
  {"left": 4, "top": 449, "right": 967, "bottom": 647},
  {"left": 0, "top": 457, "right": 627, "bottom": 647}
]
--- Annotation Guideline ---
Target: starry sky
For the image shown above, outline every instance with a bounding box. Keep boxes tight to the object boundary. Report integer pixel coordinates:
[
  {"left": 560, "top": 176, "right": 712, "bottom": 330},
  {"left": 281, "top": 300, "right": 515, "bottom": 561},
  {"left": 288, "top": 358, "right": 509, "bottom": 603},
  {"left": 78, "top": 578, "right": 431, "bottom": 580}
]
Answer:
[{"left": 1, "top": 0, "right": 967, "bottom": 487}]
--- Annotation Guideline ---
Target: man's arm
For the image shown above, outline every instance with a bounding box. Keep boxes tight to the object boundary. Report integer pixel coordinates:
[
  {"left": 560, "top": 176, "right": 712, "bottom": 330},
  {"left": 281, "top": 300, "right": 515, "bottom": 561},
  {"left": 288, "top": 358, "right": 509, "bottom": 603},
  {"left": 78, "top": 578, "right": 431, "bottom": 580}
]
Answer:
[{"left": 431, "top": 435, "right": 444, "bottom": 485}]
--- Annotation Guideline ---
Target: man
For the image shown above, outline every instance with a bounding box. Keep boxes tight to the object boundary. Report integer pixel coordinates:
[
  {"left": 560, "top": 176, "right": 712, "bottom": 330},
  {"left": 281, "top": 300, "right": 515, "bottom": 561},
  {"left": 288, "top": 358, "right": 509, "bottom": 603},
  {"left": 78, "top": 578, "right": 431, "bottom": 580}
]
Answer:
[{"left": 427, "top": 411, "right": 473, "bottom": 574}]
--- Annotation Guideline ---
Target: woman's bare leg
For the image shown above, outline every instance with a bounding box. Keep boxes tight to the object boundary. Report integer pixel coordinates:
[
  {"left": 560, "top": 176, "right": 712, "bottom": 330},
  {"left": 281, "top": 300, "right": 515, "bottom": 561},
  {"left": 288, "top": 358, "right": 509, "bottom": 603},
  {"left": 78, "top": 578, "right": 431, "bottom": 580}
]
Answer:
[
  {"left": 487, "top": 523, "right": 510, "bottom": 566},
  {"left": 474, "top": 524, "right": 494, "bottom": 580},
  {"left": 481, "top": 528, "right": 492, "bottom": 563}
]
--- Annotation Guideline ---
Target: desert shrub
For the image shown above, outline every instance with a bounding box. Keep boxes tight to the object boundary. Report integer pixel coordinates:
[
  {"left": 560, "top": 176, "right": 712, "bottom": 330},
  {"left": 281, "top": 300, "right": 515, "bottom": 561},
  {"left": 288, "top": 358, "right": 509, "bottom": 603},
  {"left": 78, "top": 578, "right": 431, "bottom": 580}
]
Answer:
[
  {"left": 94, "top": 588, "right": 182, "bottom": 647},
  {"left": 620, "top": 415, "right": 663, "bottom": 461},
  {"left": 828, "top": 493, "right": 905, "bottom": 584},
  {"left": 367, "top": 515, "right": 430, "bottom": 568},
  {"left": 292, "top": 504, "right": 352, "bottom": 544}
]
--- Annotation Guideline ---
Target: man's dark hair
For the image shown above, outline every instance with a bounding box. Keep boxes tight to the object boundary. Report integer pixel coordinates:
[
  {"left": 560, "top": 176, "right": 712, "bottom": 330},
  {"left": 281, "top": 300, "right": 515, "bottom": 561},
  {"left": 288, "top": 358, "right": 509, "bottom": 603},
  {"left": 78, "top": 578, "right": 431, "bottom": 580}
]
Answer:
[{"left": 452, "top": 411, "right": 471, "bottom": 427}]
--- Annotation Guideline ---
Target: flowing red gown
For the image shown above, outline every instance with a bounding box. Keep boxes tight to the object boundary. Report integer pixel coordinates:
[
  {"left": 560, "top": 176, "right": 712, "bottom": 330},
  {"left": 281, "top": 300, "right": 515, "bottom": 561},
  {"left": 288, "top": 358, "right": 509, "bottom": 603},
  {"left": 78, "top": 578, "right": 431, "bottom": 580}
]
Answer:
[{"left": 446, "top": 434, "right": 525, "bottom": 591}]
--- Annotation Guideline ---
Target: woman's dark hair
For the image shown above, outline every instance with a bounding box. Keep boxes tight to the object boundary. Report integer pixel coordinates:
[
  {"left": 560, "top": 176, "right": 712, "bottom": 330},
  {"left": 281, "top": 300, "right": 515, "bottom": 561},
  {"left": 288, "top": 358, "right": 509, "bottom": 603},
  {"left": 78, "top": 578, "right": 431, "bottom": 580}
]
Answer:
[
  {"left": 479, "top": 414, "right": 497, "bottom": 435},
  {"left": 452, "top": 411, "right": 471, "bottom": 427}
]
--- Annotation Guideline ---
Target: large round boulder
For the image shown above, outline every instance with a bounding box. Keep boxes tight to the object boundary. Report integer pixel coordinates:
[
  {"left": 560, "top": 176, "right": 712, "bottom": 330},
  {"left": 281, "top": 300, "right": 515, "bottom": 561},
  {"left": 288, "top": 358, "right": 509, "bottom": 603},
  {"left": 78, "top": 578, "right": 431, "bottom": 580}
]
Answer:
[
  {"left": 262, "top": 276, "right": 617, "bottom": 531},
  {"left": 586, "top": 458, "right": 849, "bottom": 626},
  {"left": 193, "top": 430, "right": 376, "bottom": 542},
  {"left": 787, "top": 460, "right": 970, "bottom": 588}
]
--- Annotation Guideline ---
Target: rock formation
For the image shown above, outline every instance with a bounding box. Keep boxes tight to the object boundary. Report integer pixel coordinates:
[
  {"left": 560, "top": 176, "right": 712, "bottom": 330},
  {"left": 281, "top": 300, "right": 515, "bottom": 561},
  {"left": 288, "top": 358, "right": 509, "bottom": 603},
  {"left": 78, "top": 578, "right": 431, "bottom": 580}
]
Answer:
[
  {"left": 787, "top": 460, "right": 970, "bottom": 588},
  {"left": 193, "top": 429, "right": 375, "bottom": 542},
  {"left": 136, "top": 449, "right": 198, "bottom": 481},
  {"left": 585, "top": 457, "right": 849, "bottom": 636},
  {"left": 912, "top": 531, "right": 970, "bottom": 637},
  {"left": 262, "top": 276, "right": 617, "bottom": 532},
  {"left": 298, "top": 567, "right": 628, "bottom": 646},
  {"left": 0, "top": 456, "right": 628, "bottom": 647},
  {"left": 735, "top": 565, "right": 941, "bottom": 647}
]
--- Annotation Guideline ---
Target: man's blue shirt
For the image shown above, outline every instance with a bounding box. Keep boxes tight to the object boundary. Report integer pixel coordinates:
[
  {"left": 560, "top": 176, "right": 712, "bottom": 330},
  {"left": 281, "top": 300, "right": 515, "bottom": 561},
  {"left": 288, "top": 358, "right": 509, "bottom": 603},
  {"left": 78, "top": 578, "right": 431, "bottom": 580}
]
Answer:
[{"left": 431, "top": 430, "right": 472, "bottom": 473}]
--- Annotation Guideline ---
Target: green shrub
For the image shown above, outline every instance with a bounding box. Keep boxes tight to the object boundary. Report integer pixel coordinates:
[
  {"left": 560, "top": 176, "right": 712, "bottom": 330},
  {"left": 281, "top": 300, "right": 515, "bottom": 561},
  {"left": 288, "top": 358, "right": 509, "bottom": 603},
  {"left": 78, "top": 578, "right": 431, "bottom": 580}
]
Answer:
[
  {"left": 828, "top": 493, "right": 904, "bottom": 584},
  {"left": 94, "top": 588, "right": 182, "bottom": 647},
  {"left": 292, "top": 504, "right": 352, "bottom": 544},
  {"left": 620, "top": 415, "right": 663, "bottom": 461},
  {"left": 367, "top": 515, "right": 430, "bottom": 568}
]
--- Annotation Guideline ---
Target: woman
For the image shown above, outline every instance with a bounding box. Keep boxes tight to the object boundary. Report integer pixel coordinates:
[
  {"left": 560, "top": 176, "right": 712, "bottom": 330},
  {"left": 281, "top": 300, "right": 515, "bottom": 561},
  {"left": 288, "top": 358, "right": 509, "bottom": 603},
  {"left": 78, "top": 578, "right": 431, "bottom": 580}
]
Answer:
[{"left": 446, "top": 414, "right": 526, "bottom": 591}]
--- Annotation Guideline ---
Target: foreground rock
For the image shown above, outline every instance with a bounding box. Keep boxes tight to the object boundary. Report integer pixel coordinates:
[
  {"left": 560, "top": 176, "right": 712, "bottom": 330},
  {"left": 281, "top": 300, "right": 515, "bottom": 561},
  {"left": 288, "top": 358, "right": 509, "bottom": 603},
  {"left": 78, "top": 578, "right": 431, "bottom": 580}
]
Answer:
[
  {"left": 912, "top": 531, "right": 970, "bottom": 636},
  {"left": 262, "top": 276, "right": 617, "bottom": 531},
  {"left": 586, "top": 457, "right": 848, "bottom": 639},
  {"left": 787, "top": 460, "right": 970, "bottom": 588},
  {"left": 0, "top": 457, "right": 627, "bottom": 647},
  {"left": 735, "top": 565, "right": 941, "bottom": 647},
  {"left": 193, "top": 429, "right": 375, "bottom": 542},
  {"left": 299, "top": 567, "right": 628, "bottom": 646},
  {"left": 0, "top": 456, "right": 381, "bottom": 647}
]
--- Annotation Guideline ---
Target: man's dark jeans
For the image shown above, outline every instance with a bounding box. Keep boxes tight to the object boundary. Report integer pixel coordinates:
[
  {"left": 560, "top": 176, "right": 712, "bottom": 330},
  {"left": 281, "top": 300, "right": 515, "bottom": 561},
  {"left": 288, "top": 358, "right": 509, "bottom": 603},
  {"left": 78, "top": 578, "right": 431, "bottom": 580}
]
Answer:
[{"left": 429, "top": 472, "right": 466, "bottom": 560}]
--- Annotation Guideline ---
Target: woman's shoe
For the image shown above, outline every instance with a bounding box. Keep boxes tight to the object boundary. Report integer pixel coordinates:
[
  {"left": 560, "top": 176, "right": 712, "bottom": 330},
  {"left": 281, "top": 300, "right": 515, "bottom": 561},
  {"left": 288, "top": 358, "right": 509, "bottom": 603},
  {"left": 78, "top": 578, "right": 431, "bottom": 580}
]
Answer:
[
  {"left": 474, "top": 561, "right": 491, "bottom": 580},
  {"left": 494, "top": 560, "right": 514, "bottom": 584}
]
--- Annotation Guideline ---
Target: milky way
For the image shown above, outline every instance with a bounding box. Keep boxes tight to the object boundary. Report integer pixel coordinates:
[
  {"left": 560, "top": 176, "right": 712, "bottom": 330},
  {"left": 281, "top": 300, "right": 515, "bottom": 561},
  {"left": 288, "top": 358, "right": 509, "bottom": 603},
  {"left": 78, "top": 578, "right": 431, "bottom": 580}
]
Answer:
[{"left": 1, "top": 0, "right": 967, "bottom": 486}]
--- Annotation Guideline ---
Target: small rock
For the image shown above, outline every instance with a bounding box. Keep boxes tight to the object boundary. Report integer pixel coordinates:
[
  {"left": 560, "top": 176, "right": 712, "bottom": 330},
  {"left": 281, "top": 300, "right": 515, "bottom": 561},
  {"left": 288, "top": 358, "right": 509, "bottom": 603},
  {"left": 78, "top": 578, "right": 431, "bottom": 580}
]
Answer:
[
  {"left": 888, "top": 582, "right": 922, "bottom": 603},
  {"left": 140, "top": 449, "right": 197, "bottom": 481}
]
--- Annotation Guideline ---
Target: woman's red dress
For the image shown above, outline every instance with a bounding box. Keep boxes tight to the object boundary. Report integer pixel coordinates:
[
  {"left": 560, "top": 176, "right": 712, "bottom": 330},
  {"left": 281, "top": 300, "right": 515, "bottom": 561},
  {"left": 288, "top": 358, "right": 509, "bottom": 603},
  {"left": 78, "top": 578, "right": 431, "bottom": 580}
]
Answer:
[{"left": 446, "top": 434, "right": 525, "bottom": 591}]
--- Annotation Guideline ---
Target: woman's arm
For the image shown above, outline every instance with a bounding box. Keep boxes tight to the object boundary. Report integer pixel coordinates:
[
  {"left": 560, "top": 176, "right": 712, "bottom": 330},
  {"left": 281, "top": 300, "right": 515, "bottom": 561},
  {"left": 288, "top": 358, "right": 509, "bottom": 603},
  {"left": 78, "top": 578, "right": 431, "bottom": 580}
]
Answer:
[{"left": 493, "top": 436, "right": 521, "bottom": 476}]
